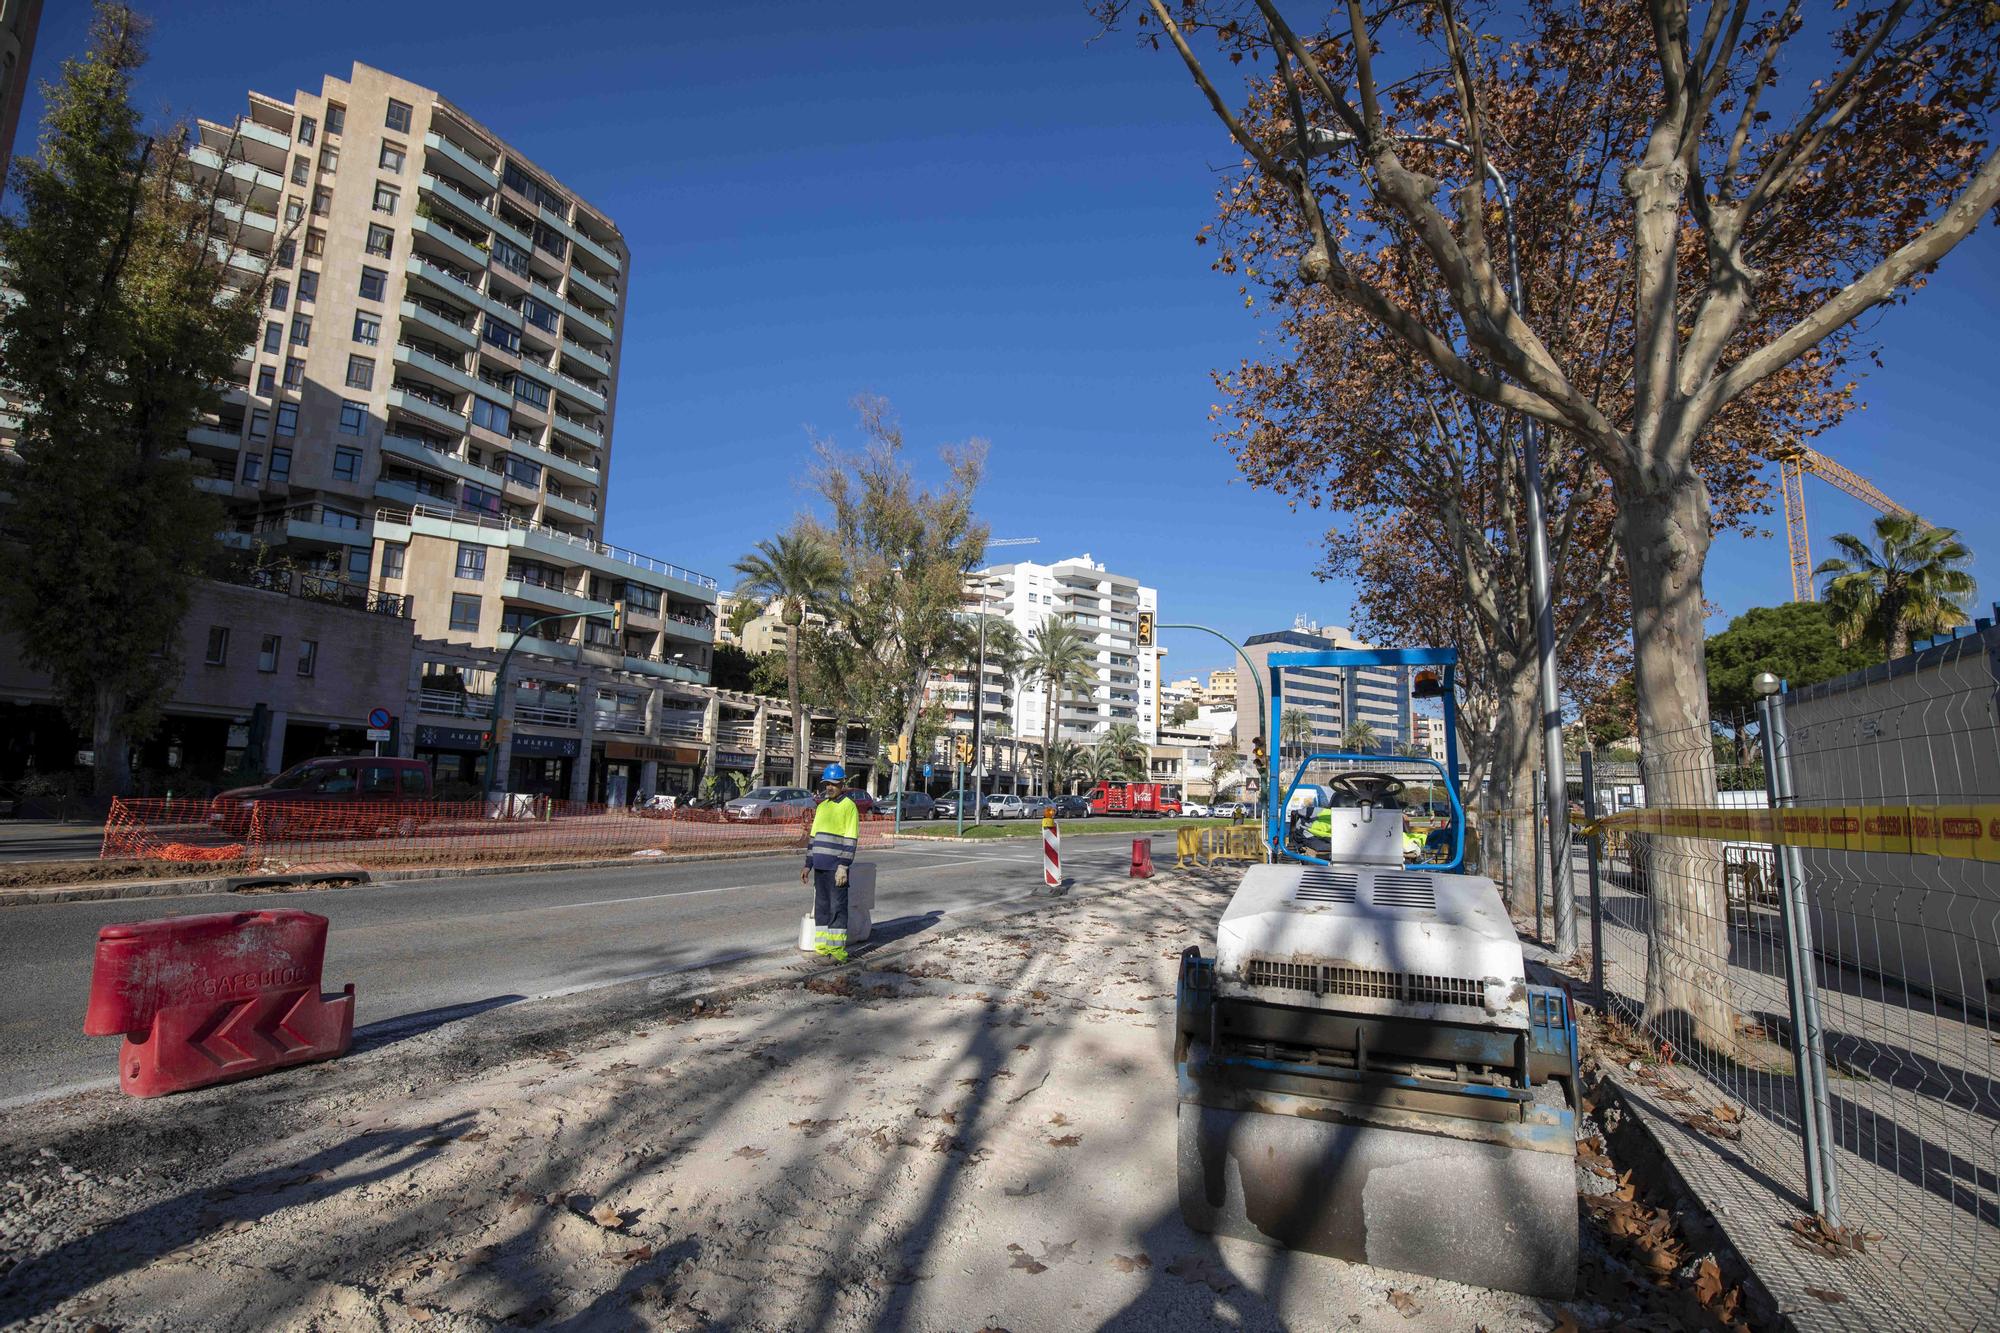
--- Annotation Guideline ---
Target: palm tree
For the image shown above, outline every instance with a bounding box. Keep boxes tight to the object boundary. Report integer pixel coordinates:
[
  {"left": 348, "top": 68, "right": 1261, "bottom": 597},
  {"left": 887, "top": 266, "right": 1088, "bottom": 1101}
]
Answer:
[
  {"left": 1340, "top": 720, "right": 1379, "bottom": 754},
  {"left": 1280, "top": 708, "right": 1314, "bottom": 763},
  {"left": 1023, "top": 615, "right": 1095, "bottom": 796},
  {"left": 1815, "top": 514, "right": 1976, "bottom": 660},
  {"left": 1046, "top": 739, "right": 1085, "bottom": 794},
  {"left": 733, "top": 529, "right": 843, "bottom": 786},
  {"left": 1100, "top": 721, "right": 1148, "bottom": 780}
]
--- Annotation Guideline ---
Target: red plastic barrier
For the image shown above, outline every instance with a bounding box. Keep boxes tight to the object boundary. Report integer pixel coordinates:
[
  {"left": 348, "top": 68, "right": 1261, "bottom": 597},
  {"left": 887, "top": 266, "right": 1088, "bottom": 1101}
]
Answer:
[
  {"left": 83, "top": 909, "right": 354, "bottom": 1098},
  {"left": 1129, "top": 837, "right": 1154, "bottom": 878}
]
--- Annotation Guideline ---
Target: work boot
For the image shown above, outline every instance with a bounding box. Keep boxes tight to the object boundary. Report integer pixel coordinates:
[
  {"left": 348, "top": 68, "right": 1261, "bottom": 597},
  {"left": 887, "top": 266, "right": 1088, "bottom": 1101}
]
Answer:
[{"left": 824, "top": 945, "right": 849, "bottom": 964}]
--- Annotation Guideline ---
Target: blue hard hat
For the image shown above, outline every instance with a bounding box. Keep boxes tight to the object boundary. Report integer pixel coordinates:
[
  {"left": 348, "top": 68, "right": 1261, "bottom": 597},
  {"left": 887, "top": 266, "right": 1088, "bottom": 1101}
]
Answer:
[{"left": 820, "top": 763, "right": 847, "bottom": 783}]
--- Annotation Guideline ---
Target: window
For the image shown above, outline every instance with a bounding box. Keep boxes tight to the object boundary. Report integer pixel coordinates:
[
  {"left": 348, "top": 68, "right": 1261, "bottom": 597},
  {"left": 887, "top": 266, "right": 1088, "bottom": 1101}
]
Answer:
[
  {"left": 365, "top": 223, "right": 393, "bottom": 257},
  {"left": 297, "top": 269, "right": 318, "bottom": 302},
  {"left": 296, "top": 639, "right": 317, "bottom": 677},
  {"left": 379, "top": 141, "right": 405, "bottom": 173},
  {"left": 258, "top": 634, "right": 281, "bottom": 671},
  {"left": 338, "top": 400, "right": 368, "bottom": 435},
  {"left": 298, "top": 115, "right": 316, "bottom": 145},
  {"left": 462, "top": 481, "right": 501, "bottom": 514},
  {"left": 284, "top": 355, "right": 305, "bottom": 389},
  {"left": 256, "top": 365, "right": 276, "bottom": 397},
  {"left": 385, "top": 99, "right": 412, "bottom": 133},
  {"left": 352, "top": 312, "right": 380, "bottom": 345},
  {"left": 275, "top": 404, "right": 298, "bottom": 437},
  {"left": 305, "top": 228, "right": 326, "bottom": 257},
  {"left": 381, "top": 542, "right": 406, "bottom": 579},
  {"left": 270, "top": 279, "right": 289, "bottom": 311},
  {"left": 263, "top": 321, "right": 282, "bottom": 353},
  {"left": 269, "top": 446, "right": 291, "bottom": 482},
  {"left": 501, "top": 607, "right": 536, "bottom": 634},
  {"left": 290, "top": 314, "right": 311, "bottom": 346},
  {"left": 456, "top": 542, "right": 487, "bottom": 579},
  {"left": 449, "top": 592, "right": 481, "bottom": 633},
  {"left": 345, "top": 355, "right": 374, "bottom": 389},
  {"left": 276, "top": 238, "right": 295, "bottom": 269},
  {"left": 291, "top": 155, "right": 309, "bottom": 185},
  {"left": 470, "top": 396, "right": 511, "bottom": 436},
  {"left": 326, "top": 103, "right": 345, "bottom": 135},
  {"left": 347, "top": 544, "right": 370, "bottom": 580},
  {"left": 319, "top": 145, "right": 338, "bottom": 173},
  {"left": 358, "top": 266, "right": 387, "bottom": 301},
  {"left": 322, "top": 507, "right": 363, "bottom": 531},
  {"left": 504, "top": 454, "right": 541, "bottom": 488},
  {"left": 504, "top": 162, "right": 568, "bottom": 215},
  {"left": 482, "top": 316, "right": 521, "bottom": 354},
  {"left": 249, "top": 408, "right": 271, "bottom": 440},
  {"left": 372, "top": 182, "right": 399, "bottom": 214},
  {"left": 284, "top": 197, "right": 304, "bottom": 225},
  {"left": 400, "top": 768, "right": 427, "bottom": 797},
  {"left": 204, "top": 626, "right": 229, "bottom": 665},
  {"left": 514, "top": 375, "right": 548, "bottom": 410},
  {"left": 333, "top": 446, "right": 362, "bottom": 480},
  {"left": 361, "top": 763, "right": 396, "bottom": 796},
  {"left": 624, "top": 583, "right": 661, "bottom": 614},
  {"left": 312, "top": 185, "right": 332, "bottom": 216},
  {"left": 243, "top": 452, "right": 263, "bottom": 482},
  {"left": 521, "top": 296, "right": 560, "bottom": 334},
  {"left": 491, "top": 236, "right": 530, "bottom": 275}
]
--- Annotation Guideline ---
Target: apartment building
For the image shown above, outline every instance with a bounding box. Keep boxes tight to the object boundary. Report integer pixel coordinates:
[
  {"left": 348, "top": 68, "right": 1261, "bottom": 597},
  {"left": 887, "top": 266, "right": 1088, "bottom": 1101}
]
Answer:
[
  {"left": 1204, "top": 668, "right": 1238, "bottom": 707},
  {"left": 179, "top": 65, "right": 718, "bottom": 796},
  {"left": 1234, "top": 621, "right": 1412, "bottom": 755},
  {"left": 1410, "top": 712, "right": 1452, "bottom": 765},
  {"left": 974, "top": 554, "right": 1162, "bottom": 746}
]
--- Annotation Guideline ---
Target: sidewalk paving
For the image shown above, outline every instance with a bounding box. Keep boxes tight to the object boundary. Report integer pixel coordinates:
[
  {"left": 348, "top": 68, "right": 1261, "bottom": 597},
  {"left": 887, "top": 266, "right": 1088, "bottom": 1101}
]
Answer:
[{"left": 2, "top": 867, "right": 1733, "bottom": 1332}]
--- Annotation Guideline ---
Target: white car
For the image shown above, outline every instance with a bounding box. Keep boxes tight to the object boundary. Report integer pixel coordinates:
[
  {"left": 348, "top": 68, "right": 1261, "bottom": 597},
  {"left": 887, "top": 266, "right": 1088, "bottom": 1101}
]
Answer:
[
  {"left": 1183, "top": 800, "right": 1212, "bottom": 818},
  {"left": 984, "top": 793, "right": 1027, "bottom": 819}
]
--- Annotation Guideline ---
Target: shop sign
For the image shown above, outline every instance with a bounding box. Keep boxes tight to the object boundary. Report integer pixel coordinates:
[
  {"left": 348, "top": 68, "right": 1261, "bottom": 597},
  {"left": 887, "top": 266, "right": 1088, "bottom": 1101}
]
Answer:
[
  {"left": 605, "top": 741, "right": 703, "bottom": 765},
  {"left": 716, "top": 751, "right": 757, "bottom": 770},
  {"left": 512, "top": 733, "right": 581, "bottom": 759},
  {"left": 415, "top": 724, "right": 484, "bottom": 753}
]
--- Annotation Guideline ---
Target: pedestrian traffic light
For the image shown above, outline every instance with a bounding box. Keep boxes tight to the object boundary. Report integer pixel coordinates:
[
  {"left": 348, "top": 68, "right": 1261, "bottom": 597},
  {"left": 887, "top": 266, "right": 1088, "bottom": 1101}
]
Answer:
[{"left": 1137, "top": 611, "right": 1155, "bottom": 647}]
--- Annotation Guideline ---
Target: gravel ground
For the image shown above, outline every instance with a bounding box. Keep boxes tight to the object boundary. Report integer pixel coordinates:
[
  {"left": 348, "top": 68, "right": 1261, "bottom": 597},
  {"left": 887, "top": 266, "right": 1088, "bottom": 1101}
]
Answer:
[{"left": 0, "top": 869, "right": 1749, "bottom": 1331}]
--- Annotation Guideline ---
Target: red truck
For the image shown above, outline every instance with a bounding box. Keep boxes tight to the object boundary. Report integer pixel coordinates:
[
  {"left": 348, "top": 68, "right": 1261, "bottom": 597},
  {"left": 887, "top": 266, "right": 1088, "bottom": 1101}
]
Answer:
[{"left": 1083, "top": 781, "right": 1182, "bottom": 818}]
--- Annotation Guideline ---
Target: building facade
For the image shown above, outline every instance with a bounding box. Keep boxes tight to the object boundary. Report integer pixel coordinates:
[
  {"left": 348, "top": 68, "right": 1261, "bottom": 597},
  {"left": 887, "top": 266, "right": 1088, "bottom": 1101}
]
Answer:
[
  {"left": 1234, "top": 622, "right": 1412, "bottom": 755},
  {"left": 974, "top": 554, "right": 1161, "bottom": 746},
  {"left": 1204, "top": 668, "right": 1238, "bottom": 707}
]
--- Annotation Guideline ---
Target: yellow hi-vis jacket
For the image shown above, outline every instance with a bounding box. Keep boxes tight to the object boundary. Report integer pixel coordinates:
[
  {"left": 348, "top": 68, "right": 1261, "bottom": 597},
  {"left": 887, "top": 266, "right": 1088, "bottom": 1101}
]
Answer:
[
  {"left": 806, "top": 794, "right": 859, "bottom": 870},
  {"left": 1307, "top": 806, "right": 1334, "bottom": 840}
]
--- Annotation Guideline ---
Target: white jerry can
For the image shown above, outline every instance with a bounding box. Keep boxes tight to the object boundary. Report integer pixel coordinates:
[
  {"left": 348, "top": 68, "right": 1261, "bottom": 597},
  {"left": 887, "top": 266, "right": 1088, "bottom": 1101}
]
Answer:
[{"left": 797, "top": 861, "right": 876, "bottom": 951}]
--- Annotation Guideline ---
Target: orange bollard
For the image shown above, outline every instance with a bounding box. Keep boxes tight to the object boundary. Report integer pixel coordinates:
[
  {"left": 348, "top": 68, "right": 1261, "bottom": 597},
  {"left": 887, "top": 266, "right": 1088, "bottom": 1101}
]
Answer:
[{"left": 1129, "top": 837, "right": 1154, "bottom": 878}]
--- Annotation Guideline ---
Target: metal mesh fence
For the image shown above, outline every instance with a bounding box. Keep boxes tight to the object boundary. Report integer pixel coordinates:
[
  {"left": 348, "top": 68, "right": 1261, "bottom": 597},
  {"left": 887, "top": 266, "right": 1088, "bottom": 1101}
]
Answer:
[
  {"left": 1550, "top": 631, "right": 2000, "bottom": 1329},
  {"left": 103, "top": 796, "right": 896, "bottom": 873}
]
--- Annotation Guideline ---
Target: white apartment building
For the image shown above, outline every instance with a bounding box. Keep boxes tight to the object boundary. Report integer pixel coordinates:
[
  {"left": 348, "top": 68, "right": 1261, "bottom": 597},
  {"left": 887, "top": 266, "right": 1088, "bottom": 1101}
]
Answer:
[{"left": 973, "top": 554, "right": 1162, "bottom": 745}]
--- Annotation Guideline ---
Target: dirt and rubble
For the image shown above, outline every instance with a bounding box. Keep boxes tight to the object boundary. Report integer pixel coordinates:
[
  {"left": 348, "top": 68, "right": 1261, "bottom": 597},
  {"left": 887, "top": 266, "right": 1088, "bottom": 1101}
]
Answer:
[{"left": 1, "top": 869, "right": 1769, "bottom": 1331}]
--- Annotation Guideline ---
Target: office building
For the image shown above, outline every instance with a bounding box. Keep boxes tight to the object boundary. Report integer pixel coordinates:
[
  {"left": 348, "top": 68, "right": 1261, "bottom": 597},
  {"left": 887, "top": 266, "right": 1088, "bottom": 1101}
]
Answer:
[
  {"left": 973, "top": 554, "right": 1162, "bottom": 745},
  {"left": 1234, "top": 620, "right": 1411, "bottom": 755}
]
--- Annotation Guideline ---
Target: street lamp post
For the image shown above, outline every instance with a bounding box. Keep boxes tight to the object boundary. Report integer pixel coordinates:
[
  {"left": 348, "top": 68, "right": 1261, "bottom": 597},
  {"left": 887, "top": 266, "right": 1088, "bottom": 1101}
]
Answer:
[
  {"left": 480, "top": 610, "right": 595, "bottom": 802},
  {"left": 1300, "top": 127, "right": 1573, "bottom": 953}
]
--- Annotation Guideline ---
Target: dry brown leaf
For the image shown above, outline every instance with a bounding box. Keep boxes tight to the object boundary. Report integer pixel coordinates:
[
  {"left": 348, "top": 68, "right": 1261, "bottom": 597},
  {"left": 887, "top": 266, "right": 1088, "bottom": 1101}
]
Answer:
[
  {"left": 1109, "top": 1253, "right": 1153, "bottom": 1273},
  {"left": 1693, "top": 1256, "right": 1723, "bottom": 1305},
  {"left": 1006, "top": 1243, "right": 1048, "bottom": 1275},
  {"left": 1048, "top": 1134, "right": 1082, "bottom": 1148},
  {"left": 590, "top": 1203, "right": 626, "bottom": 1230},
  {"left": 621, "top": 1244, "right": 654, "bottom": 1263},
  {"left": 1805, "top": 1286, "right": 1847, "bottom": 1303},
  {"left": 1387, "top": 1289, "right": 1421, "bottom": 1316},
  {"left": 1014, "top": 1043, "right": 1033, "bottom": 1052},
  {"left": 404, "top": 1306, "right": 434, "bottom": 1325},
  {"left": 1550, "top": 1311, "right": 1583, "bottom": 1333},
  {"left": 1049, "top": 1112, "right": 1074, "bottom": 1127},
  {"left": 733, "top": 1145, "right": 768, "bottom": 1159},
  {"left": 459, "top": 1131, "right": 489, "bottom": 1143}
]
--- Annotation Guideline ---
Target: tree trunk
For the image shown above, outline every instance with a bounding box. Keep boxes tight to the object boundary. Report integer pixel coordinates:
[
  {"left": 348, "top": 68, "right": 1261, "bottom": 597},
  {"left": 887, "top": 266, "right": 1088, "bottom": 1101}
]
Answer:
[
  {"left": 1043, "top": 679, "right": 1057, "bottom": 797},
  {"left": 1489, "top": 662, "right": 1541, "bottom": 919},
  {"left": 1620, "top": 479, "right": 1738, "bottom": 1058},
  {"left": 93, "top": 684, "right": 132, "bottom": 800},
  {"left": 786, "top": 639, "right": 805, "bottom": 789}
]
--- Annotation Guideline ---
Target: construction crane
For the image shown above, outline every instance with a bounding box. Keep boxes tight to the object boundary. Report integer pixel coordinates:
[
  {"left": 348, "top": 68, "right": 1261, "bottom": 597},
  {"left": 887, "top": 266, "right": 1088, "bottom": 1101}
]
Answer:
[{"left": 1777, "top": 445, "right": 1913, "bottom": 602}]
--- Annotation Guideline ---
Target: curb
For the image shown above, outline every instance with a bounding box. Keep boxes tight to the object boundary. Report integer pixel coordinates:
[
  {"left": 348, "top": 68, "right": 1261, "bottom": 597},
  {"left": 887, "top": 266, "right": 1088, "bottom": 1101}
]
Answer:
[{"left": 0, "top": 845, "right": 805, "bottom": 908}]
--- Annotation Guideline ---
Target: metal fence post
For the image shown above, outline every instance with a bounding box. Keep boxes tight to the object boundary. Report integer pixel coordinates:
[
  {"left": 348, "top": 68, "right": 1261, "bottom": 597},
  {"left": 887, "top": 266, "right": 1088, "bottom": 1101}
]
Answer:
[
  {"left": 1581, "top": 749, "right": 1605, "bottom": 1001},
  {"left": 1532, "top": 769, "right": 1545, "bottom": 941},
  {"left": 1758, "top": 690, "right": 1843, "bottom": 1225}
]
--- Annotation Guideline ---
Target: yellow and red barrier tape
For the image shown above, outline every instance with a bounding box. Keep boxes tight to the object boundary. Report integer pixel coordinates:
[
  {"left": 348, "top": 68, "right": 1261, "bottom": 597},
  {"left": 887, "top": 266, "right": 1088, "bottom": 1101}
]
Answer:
[{"left": 1575, "top": 804, "right": 2000, "bottom": 861}]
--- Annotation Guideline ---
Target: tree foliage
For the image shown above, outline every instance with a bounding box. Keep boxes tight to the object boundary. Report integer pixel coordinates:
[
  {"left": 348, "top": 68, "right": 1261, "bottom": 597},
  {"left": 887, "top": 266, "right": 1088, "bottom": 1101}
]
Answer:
[
  {"left": 1814, "top": 514, "right": 1977, "bottom": 660},
  {"left": 0, "top": 4, "right": 273, "bottom": 796},
  {"left": 1705, "top": 601, "right": 1874, "bottom": 721},
  {"left": 732, "top": 525, "right": 844, "bottom": 784},
  {"left": 1021, "top": 614, "right": 1096, "bottom": 795}
]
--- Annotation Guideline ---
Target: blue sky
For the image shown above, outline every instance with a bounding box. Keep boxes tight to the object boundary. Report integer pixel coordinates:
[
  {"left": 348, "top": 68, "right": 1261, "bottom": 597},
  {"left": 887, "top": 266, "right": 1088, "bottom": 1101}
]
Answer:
[{"left": 24, "top": 0, "right": 2000, "bottom": 684}]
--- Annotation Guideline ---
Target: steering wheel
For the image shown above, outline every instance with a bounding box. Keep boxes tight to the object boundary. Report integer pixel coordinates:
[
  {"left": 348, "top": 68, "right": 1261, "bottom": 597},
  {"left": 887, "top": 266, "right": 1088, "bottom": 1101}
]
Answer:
[{"left": 1325, "top": 772, "right": 1406, "bottom": 808}]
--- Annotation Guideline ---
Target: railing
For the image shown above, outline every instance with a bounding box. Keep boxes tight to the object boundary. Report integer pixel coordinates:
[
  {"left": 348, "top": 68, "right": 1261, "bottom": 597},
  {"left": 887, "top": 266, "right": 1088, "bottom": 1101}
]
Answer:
[
  {"left": 424, "top": 169, "right": 492, "bottom": 213},
  {"left": 391, "top": 378, "right": 457, "bottom": 413},
  {"left": 374, "top": 503, "right": 717, "bottom": 589},
  {"left": 383, "top": 432, "right": 464, "bottom": 465},
  {"left": 656, "top": 712, "right": 707, "bottom": 740},
  {"left": 409, "top": 253, "right": 482, "bottom": 294},
  {"left": 398, "top": 339, "right": 472, "bottom": 377},
  {"left": 404, "top": 293, "right": 477, "bottom": 332},
  {"left": 515, "top": 702, "right": 579, "bottom": 727},
  {"left": 419, "top": 688, "right": 491, "bottom": 718},
  {"left": 213, "top": 563, "right": 409, "bottom": 618},
  {"left": 594, "top": 712, "right": 646, "bottom": 735},
  {"left": 666, "top": 610, "right": 715, "bottom": 630},
  {"left": 715, "top": 722, "right": 758, "bottom": 747}
]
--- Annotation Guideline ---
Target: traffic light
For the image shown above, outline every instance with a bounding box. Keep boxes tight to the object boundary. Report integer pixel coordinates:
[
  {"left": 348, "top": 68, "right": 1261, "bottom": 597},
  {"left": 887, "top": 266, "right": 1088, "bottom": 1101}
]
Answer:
[
  {"left": 1252, "top": 735, "right": 1267, "bottom": 772},
  {"left": 612, "top": 602, "right": 625, "bottom": 633},
  {"left": 1136, "top": 611, "right": 1155, "bottom": 647},
  {"left": 886, "top": 738, "right": 906, "bottom": 765},
  {"left": 955, "top": 735, "right": 973, "bottom": 766}
]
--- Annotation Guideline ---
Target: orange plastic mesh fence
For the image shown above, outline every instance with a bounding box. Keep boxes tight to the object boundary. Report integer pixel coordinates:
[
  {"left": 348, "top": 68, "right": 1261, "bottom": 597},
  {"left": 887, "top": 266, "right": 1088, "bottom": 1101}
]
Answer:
[{"left": 104, "top": 797, "right": 895, "bottom": 872}]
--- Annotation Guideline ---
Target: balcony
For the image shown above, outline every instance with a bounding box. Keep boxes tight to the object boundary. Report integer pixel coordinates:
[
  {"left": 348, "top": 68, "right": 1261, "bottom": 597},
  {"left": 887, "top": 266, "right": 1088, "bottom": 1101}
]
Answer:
[
  {"left": 594, "top": 711, "right": 647, "bottom": 736},
  {"left": 715, "top": 722, "right": 757, "bottom": 748},
  {"left": 412, "top": 215, "right": 490, "bottom": 271},
  {"left": 186, "top": 424, "right": 242, "bottom": 454},
  {"left": 188, "top": 144, "right": 282, "bottom": 199},
  {"left": 566, "top": 266, "right": 617, "bottom": 309},
  {"left": 554, "top": 371, "right": 607, "bottom": 414},
  {"left": 655, "top": 711, "right": 708, "bottom": 742},
  {"left": 541, "top": 489, "right": 595, "bottom": 523},
  {"left": 387, "top": 385, "right": 467, "bottom": 434},
  {"left": 237, "top": 119, "right": 290, "bottom": 153},
  {"left": 394, "top": 342, "right": 483, "bottom": 398},
  {"left": 624, "top": 654, "right": 706, "bottom": 684},
  {"left": 502, "top": 577, "right": 614, "bottom": 618},
  {"left": 563, "top": 300, "right": 613, "bottom": 343},
  {"left": 514, "top": 700, "right": 581, "bottom": 727},
  {"left": 424, "top": 131, "right": 500, "bottom": 191},
  {"left": 560, "top": 339, "right": 611, "bottom": 377},
  {"left": 377, "top": 502, "right": 721, "bottom": 594},
  {"left": 566, "top": 221, "right": 622, "bottom": 275},
  {"left": 193, "top": 475, "right": 234, "bottom": 496},
  {"left": 405, "top": 254, "right": 485, "bottom": 307},
  {"left": 550, "top": 412, "right": 602, "bottom": 448},
  {"left": 419, "top": 687, "right": 491, "bottom": 719},
  {"left": 400, "top": 298, "right": 479, "bottom": 351},
  {"left": 659, "top": 610, "right": 716, "bottom": 644},
  {"left": 250, "top": 502, "right": 371, "bottom": 549}
]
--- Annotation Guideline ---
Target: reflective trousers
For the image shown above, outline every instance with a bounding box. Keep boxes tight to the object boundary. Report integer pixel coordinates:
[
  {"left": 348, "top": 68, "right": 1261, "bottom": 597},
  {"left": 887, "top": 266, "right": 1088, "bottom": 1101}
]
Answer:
[{"left": 813, "top": 866, "right": 849, "bottom": 938}]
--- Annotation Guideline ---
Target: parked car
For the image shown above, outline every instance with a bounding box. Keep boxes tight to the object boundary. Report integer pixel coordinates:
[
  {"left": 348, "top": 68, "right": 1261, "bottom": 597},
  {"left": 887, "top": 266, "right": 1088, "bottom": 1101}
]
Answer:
[
  {"left": 1018, "top": 796, "right": 1055, "bottom": 820},
  {"left": 724, "top": 787, "right": 818, "bottom": 822},
  {"left": 984, "top": 793, "right": 1027, "bottom": 819},
  {"left": 1050, "top": 794, "right": 1092, "bottom": 819},
  {"left": 1182, "top": 800, "right": 1212, "bottom": 818},
  {"left": 209, "top": 756, "right": 433, "bottom": 837},
  {"left": 840, "top": 788, "right": 878, "bottom": 816},
  {"left": 930, "top": 789, "right": 977, "bottom": 820},
  {"left": 892, "top": 791, "right": 936, "bottom": 820}
]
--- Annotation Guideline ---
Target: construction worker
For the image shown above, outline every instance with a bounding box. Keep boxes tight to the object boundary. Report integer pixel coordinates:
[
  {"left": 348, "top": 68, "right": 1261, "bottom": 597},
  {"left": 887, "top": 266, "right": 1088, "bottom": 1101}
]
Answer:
[
  {"left": 1423, "top": 809, "right": 1458, "bottom": 862},
  {"left": 802, "top": 763, "right": 859, "bottom": 961},
  {"left": 1401, "top": 812, "right": 1426, "bottom": 861},
  {"left": 1302, "top": 799, "right": 1334, "bottom": 857}
]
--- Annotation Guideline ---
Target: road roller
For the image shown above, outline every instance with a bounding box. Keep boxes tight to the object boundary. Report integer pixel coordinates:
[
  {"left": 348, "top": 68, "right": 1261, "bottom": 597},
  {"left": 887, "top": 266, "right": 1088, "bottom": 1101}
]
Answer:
[{"left": 1174, "top": 646, "right": 1579, "bottom": 1298}]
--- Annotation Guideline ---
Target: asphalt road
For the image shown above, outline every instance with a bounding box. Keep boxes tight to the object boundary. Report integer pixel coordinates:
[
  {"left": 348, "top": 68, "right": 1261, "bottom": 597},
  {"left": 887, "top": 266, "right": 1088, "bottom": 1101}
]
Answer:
[
  {"left": 0, "top": 823, "right": 105, "bottom": 862},
  {"left": 0, "top": 836, "right": 1156, "bottom": 1105}
]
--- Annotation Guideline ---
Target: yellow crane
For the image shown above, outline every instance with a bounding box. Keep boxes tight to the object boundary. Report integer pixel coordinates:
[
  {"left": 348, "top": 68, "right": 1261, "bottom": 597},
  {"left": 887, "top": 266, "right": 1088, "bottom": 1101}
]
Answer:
[{"left": 1777, "top": 445, "right": 1914, "bottom": 602}]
